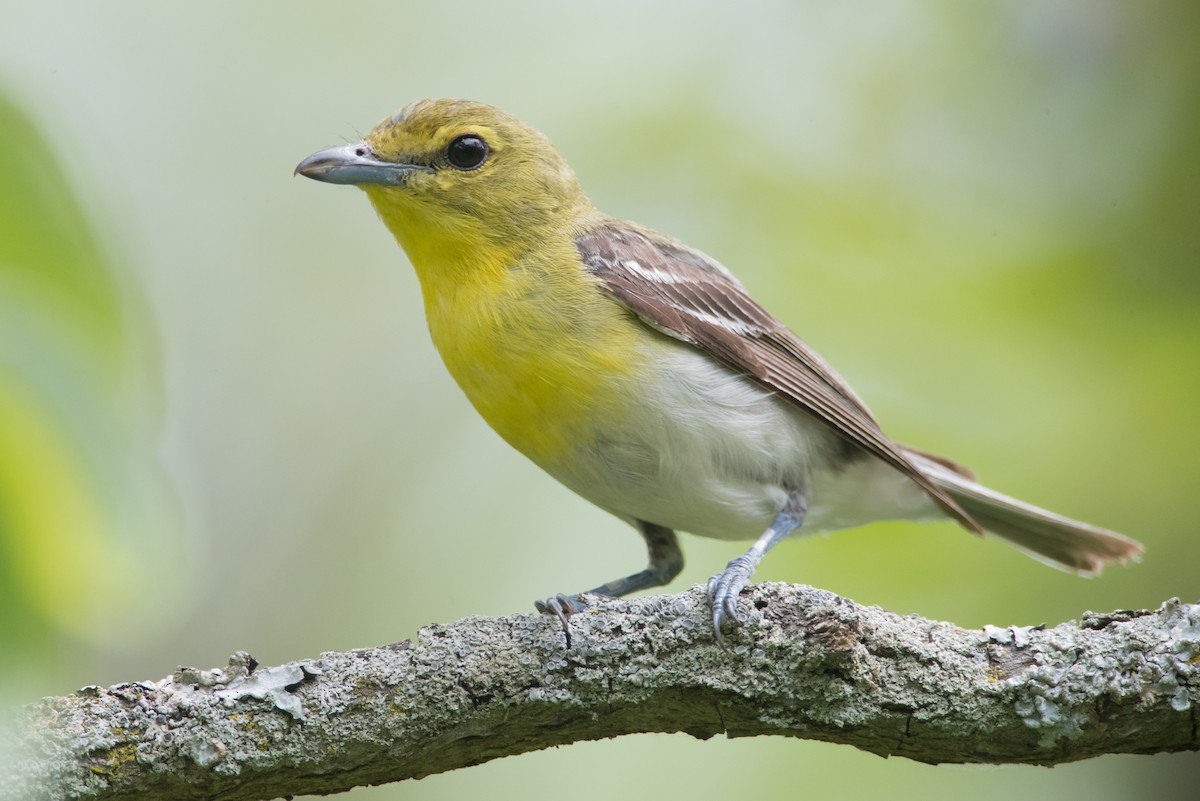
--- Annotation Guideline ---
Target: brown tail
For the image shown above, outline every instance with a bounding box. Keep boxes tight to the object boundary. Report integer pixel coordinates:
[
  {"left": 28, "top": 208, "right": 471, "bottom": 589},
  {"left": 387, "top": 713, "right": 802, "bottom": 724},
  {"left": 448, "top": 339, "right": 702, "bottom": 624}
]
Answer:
[{"left": 905, "top": 449, "right": 1143, "bottom": 574}]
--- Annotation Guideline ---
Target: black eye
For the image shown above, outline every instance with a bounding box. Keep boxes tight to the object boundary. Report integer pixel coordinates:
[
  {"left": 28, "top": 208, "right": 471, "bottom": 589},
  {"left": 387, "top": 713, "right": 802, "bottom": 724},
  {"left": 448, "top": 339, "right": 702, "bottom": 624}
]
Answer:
[{"left": 446, "top": 134, "right": 489, "bottom": 170}]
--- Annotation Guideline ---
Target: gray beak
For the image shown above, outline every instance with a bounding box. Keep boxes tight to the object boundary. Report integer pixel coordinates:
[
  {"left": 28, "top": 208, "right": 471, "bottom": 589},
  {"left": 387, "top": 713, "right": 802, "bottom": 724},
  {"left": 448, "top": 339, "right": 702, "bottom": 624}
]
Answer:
[{"left": 295, "top": 144, "right": 432, "bottom": 186}]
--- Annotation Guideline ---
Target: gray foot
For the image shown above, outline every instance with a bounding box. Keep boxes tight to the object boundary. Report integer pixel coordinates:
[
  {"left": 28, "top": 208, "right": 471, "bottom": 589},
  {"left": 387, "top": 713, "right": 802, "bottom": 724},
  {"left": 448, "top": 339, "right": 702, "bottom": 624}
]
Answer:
[
  {"left": 706, "top": 554, "right": 757, "bottom": 644},
  {"left": 534, "top": 593, "right": 588, "bottom": 645}
]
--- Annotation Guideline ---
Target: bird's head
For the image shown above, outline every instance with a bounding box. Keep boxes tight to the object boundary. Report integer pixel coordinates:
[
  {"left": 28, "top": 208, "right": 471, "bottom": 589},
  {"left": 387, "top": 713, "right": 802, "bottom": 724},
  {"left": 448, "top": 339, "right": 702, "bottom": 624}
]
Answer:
[{"left": 297, "top": 99, "right": 590, "bottom": 264}]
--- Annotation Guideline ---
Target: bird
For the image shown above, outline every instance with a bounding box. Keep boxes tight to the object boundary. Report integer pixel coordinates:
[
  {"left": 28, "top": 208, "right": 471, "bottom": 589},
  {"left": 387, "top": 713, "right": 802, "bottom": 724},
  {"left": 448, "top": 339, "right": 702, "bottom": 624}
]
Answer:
[{"left": 295, "top": 99, "right": 1142, "bottom": 642}]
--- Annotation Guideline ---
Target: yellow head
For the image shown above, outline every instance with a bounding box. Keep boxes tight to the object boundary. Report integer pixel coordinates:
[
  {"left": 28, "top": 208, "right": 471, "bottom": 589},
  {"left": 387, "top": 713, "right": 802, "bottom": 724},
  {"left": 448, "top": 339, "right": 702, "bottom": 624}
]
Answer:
[{"left": 297, "top": 99, "right": 590, "bottom": 267}]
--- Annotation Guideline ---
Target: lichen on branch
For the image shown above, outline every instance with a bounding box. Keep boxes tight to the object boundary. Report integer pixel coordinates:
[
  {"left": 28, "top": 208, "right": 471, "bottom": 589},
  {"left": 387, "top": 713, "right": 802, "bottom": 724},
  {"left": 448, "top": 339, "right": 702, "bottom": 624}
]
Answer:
[{"left": 3, "top": 585, "right": 1197, "bottom": 801}]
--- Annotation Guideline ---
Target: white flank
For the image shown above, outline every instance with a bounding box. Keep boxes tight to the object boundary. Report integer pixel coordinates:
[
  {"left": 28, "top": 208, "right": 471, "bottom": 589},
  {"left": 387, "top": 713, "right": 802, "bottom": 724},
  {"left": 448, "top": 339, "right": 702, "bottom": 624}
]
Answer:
[{"left": 542, "top": 334, "right": 935, "bottom": 543}]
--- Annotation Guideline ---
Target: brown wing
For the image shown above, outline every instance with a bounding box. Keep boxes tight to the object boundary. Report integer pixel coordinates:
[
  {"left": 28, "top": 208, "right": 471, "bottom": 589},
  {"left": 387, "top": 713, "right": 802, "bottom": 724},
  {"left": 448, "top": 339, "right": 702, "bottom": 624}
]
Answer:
[{"left": 576, "top": 222, "right": 983, "bottom": 534}]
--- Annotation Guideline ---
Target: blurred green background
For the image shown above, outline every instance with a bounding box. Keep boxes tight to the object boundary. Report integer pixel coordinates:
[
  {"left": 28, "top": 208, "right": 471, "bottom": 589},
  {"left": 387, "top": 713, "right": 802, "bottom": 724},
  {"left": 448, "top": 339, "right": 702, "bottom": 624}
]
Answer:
[{"left": 2, "top": 0, "right": 1197, "bottom": 797}]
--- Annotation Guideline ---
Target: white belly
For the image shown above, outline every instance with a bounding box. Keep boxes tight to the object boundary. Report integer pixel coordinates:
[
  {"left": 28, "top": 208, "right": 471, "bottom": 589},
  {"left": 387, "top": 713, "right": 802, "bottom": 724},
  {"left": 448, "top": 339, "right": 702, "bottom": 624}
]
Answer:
[{"left": 544, "top": 336, "right": 939, "bottom": 541}]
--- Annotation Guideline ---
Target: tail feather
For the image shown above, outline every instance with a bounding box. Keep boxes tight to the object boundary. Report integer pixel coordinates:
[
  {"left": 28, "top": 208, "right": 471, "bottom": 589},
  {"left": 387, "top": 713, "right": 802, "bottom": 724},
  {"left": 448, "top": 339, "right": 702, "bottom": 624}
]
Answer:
[{"left": 905, "top": 450, "right": 1144, "bottom": 575}]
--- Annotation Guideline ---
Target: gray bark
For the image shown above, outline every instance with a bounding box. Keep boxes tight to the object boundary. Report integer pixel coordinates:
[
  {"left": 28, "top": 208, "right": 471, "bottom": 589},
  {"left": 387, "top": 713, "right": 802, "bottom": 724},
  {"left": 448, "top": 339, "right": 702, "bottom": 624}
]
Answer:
[{"left": 3, "top": 584, "right": 1198, "bottom": 801}]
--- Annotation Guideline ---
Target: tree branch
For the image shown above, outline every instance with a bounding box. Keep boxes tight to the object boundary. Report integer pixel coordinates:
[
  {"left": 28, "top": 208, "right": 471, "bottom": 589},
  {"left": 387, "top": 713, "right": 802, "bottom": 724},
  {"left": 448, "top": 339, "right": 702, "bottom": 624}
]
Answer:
[{"left": 4, "top": 584, "right": 1198, "bottom": 801}]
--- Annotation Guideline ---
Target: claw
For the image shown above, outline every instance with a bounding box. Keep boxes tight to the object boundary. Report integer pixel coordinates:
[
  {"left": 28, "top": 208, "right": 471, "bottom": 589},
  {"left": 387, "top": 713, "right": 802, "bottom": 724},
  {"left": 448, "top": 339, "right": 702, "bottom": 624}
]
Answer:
[
  {"left": 706, "top": 555, "right": 755, "bottom": 645},
  {"left": 534, "top": 593, "right": 586, "bottom": 647}
]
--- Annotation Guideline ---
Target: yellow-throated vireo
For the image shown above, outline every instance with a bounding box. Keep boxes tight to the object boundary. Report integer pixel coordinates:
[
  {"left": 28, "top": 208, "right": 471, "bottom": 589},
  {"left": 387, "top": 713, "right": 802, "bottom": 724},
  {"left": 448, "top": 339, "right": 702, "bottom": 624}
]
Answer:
[{"left": 296, "top": 99, "right": 1141, "bottom": 641}]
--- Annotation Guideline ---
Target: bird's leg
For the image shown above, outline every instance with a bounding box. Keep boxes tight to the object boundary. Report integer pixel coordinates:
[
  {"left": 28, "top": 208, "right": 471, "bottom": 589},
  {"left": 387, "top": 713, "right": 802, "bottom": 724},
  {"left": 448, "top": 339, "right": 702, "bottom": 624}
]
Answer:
[
  {"left": 708, "top": 492, "right": 807, "bottom": 644},
  {"left": 535, "top": 522, "right": 682, "bottom": 642}
]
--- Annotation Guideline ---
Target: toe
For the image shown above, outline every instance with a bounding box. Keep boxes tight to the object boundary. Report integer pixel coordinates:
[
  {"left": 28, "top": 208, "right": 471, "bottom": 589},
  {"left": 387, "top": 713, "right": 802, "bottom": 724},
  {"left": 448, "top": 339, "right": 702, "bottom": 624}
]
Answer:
[
  {"left": 534, "top": 593, "right": 588, "bottom": 630},
  {"left": 707, "top": 565, "right": 752, "bottom": 642}
]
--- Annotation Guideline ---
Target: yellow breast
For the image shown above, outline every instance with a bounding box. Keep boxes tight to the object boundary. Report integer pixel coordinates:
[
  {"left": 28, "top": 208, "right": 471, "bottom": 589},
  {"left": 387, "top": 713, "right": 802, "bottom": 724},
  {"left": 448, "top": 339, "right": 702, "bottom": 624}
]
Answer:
[{"left": 417, "top": 242, "right": 644, "bottom": 466}]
